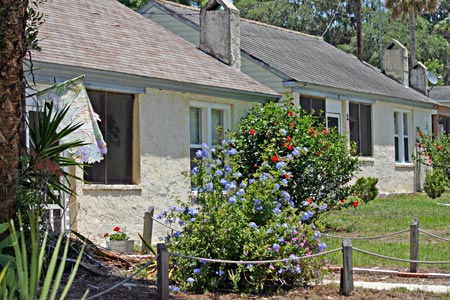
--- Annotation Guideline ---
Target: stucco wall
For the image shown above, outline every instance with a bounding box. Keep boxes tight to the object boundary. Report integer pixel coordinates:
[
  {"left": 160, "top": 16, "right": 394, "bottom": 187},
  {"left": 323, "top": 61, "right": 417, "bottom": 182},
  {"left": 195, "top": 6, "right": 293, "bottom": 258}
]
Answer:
[
  {"left": 355, "top": 100, "right": 431, "bottom": 194},
  {"left": 75, "top": 88, "right": 256, "bottom": 246}
]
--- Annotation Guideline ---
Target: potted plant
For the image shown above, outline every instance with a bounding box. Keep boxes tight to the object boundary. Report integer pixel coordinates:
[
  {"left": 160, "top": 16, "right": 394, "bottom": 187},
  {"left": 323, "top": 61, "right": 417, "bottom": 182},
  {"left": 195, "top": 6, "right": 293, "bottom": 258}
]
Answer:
[{"left": 104, "top": 226, "right": 134, "bottom": 254}]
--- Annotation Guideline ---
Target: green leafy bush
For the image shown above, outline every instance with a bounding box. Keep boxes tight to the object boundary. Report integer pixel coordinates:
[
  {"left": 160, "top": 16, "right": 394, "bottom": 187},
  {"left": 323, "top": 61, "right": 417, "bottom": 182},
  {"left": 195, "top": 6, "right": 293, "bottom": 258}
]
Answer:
[
  {"left": 351, "top": 177, "right": 379, "bottom": 203},
  {"left": 229, "top": 99, "right": 360, "bottom": 221},
  {"left": 159, "top": 144, "right": 328, "bottom": 293},
  {"left": 415, "top": 130, "right": 450, "bottom": 181},
  {"left": 424, "top": 169, "right": 447, "bottom": 199}
]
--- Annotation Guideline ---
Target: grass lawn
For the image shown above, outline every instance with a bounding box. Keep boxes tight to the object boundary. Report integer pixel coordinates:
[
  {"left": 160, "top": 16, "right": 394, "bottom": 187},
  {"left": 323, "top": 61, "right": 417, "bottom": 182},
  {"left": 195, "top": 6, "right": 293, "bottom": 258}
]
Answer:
[{"left": 320, "top": 192, "right": 450, "bottom": 271}]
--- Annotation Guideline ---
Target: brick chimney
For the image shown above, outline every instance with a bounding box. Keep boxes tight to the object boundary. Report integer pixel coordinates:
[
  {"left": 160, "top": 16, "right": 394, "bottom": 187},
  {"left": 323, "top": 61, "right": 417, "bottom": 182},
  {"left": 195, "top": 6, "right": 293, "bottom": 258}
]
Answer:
[
  {"left": 200, "top": 0, "right": 241, "bottom": 70},
  {"left": 382, "top": 39, "right": 409, "bottom": 87}
]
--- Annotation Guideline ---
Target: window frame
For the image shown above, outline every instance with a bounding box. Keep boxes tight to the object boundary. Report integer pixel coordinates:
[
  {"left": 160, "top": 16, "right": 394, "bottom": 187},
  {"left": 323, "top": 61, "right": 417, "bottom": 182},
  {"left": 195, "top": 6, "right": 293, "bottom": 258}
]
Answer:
[
  {"left": 349, "top": 102, "right": 373, "bottom": 157},
  {"left": 394, "top": 110, "right": 412, "bottom": 164},
  {"left": 189, "top": 101, "right": 231, "bottom": 162},
  {"left": 83, "top": 89, "right": 138, "bottom": 185}
]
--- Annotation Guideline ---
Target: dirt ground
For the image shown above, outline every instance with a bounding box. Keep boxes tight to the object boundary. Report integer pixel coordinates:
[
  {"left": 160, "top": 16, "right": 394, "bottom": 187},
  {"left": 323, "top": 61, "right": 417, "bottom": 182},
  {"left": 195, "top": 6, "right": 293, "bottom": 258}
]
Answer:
[{"left": 63, "top": 252, "right": 450, "bottom": 300}]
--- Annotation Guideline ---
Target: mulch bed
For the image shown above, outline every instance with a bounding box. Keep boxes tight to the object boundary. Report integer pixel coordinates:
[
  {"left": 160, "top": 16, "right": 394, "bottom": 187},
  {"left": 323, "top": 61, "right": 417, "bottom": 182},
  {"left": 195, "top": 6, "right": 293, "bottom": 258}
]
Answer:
[{"left": 62, "top": 248, "right": 450, "bottom": 300}]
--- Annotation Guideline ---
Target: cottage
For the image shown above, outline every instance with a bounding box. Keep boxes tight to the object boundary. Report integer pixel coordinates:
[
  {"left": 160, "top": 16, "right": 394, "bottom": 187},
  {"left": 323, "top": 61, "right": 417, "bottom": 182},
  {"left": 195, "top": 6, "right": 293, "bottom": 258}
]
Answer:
[
  {"left": 140, "top": 0, "right": 439, "bottom": 194},
  {"left": 29, "top": 0, "right": 279, "bottom": 244}
]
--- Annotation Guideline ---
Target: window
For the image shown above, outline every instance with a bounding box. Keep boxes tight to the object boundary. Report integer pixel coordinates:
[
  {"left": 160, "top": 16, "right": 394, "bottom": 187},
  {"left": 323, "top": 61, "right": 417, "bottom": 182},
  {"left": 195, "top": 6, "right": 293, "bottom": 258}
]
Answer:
[
  {"left": 394, "top": 111, "right": 412, "bottom": 163},
  {"left": 326, "top": 112, "right": 341, "bottom": 132},
  {"left": 300, "top": 95, "right": 325, "bottom": 124},
  {"left": 190, "top": 102, "right": 230, "bottom": 169},
  {"left": 84, "top": 90, "right": 135, "bottom": 184},
  {"left": 349, "top": 102, "right": 372, "bottom": 156}
]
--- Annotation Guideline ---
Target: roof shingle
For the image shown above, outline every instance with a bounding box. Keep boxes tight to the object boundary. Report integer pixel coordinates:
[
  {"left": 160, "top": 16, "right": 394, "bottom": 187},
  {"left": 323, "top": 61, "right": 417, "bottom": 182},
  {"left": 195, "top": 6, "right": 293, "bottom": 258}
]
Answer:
[
  {"left": 143, "top": 0, "right": 437, "bottom": 105},
  {"left": 32, "top": 0, "right": 279, "bottom": 98}
]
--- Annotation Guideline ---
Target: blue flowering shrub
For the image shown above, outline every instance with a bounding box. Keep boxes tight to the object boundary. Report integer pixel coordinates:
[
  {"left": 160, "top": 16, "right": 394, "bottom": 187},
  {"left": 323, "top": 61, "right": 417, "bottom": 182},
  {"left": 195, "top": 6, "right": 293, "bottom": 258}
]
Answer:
[
  {"left": 159, "top": 143, "right": 329, "bottom": 293},
  {"left": 229, "top": 99, "right": 360, "bottom": 220}
]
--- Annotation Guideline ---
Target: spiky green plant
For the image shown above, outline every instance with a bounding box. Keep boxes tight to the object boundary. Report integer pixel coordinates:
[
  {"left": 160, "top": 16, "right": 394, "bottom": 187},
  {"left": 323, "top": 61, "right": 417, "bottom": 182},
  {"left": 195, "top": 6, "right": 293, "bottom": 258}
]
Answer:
[{"left": 0, "top": 213, "right": 88, "bottom": 299}]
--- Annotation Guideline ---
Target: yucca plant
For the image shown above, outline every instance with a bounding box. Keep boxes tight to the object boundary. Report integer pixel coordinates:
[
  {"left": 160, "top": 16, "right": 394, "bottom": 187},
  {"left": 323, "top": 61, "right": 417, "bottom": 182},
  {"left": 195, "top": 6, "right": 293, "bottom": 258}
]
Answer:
[
  {"left": 19, "top": 101, "right": 87, "bottom": 208},
  {"left": 0, "top": 213, "right": 88, "bottom": 300}
]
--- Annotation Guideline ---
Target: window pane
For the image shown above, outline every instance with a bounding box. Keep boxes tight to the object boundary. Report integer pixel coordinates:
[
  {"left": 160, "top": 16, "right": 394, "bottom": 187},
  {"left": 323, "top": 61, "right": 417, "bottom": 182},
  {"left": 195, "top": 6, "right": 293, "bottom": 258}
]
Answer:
[
  {"left": 403, "top": 113, "right": 408, "bottom": 136},
  {"left": 211, "top": 109, "right": 224, "bottom": 145},
  {"left": 190, "top": 147, "right": 200, "bottom": 171},
  {"left": 349, "top": 103, "right": 360, "bottom": 152},
  {"left": 394, "top": 137, "right": 399, "bottom": 161},
  {"left": 311, "top": 98, "right": 325, "bottom": 117},
  {"left": 404, "top": 137, "right": 410, "bottom": 162},
  {"left": 85, "top": 91, "right": 133, "bottom": 184},
  {"left": 360, "top": 104, "right": 372, "bottom": 156},
  {"left": 394, "top": 112, "right": 400, "bottom": 135},
  {"left": 190, "top": 107, "right": 201, "bottom": 145},
  {"left": 107, "top": 93, "right": 133, "bottom": 184},
  {"left": 300, "top": 96, "right": 311, "bottom": 113},
  {"left": 327, "top": 116, "right": 339, "bottom": 129}
]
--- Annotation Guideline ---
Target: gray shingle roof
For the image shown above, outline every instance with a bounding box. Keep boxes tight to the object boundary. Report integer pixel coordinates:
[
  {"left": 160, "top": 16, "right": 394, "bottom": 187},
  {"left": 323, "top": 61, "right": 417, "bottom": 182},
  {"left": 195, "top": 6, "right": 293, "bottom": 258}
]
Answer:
[
  {"left": 32, "top": 0, "right": 279, "bottom": 98},
  {"left": 429, "top": 87, "right": 450, "bottom": 101},
  {"left": 142, "top": 0, "right": 437, "bottom": 105}
]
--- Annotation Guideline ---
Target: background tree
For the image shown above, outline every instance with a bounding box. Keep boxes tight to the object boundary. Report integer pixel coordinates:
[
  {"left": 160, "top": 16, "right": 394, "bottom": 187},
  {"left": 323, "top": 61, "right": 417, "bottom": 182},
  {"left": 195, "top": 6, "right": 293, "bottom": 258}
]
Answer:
[
  {"left": 385, "top": 0, "right": 438, "bottom": 67},
  {"left": 0, "top": 1, "right": 28, "bottom": 222}
]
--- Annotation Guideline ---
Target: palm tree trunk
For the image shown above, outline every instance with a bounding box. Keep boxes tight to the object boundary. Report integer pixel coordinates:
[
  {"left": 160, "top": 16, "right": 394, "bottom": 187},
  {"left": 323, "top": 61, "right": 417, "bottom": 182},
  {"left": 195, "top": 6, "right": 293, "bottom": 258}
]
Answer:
[
  {"left": 0, "top": 1, "right": 28, "bottom": 222},
  {"left": 355, "top": 0, "right": 363, "bottom": 60},
  {"left": 409, "top": 7, "right": 417, "bottom": 68}
]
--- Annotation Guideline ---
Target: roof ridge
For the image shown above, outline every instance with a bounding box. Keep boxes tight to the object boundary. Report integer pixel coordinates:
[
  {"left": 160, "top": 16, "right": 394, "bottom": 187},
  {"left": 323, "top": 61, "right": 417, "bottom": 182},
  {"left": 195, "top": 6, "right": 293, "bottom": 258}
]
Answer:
[
  {"left": 154, "top": 0, "right": 200, "bottom": 12},
  {"left": 153, "top": 0, "right": 322, "bottom": 40},
  {"left": 241, "top": 18, "right": 323, "bottom": 40}
]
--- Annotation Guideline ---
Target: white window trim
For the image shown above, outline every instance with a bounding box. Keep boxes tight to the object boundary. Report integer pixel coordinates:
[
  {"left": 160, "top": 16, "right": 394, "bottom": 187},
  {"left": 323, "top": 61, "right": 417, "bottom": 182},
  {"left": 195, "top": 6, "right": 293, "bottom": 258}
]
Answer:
[
  {"left": 326, "top": 112, "right": 341, "bottom": 133},
  {"left": 394, "top": 109, "right": 412, "bottom": 164},
  {"left": 190, "top": 101, "right": 231, "bottom": 150}
]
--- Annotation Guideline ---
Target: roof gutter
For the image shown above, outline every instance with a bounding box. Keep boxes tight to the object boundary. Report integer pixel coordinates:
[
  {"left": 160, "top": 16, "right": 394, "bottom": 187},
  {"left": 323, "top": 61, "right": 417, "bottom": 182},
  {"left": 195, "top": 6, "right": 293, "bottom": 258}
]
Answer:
[
  {"left": 27, "top": 61, "right": 280, "bottom": 102},
  {"left": 283, "top": 80, "right": 436, "bottom": 109}
]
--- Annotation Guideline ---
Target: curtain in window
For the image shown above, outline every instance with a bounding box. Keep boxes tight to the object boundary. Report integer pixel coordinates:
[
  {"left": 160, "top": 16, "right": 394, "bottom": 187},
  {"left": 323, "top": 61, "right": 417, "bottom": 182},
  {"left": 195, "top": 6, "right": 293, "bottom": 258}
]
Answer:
[{"left": 36, "top": 75, "right": 107, "bottom": 163}]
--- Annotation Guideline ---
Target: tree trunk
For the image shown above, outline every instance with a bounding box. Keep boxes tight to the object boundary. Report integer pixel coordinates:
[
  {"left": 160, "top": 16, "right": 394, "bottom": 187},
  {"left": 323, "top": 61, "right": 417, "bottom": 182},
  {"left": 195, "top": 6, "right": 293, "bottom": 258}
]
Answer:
[
  {"left": 409, "top": 8, "right": 417, "bottom": 68},
  {"left": 0, "top": 1, "right": 28, "bottom": 222},
  {"left": 355, "top": 0, "right": 363, "bottom": 60}
]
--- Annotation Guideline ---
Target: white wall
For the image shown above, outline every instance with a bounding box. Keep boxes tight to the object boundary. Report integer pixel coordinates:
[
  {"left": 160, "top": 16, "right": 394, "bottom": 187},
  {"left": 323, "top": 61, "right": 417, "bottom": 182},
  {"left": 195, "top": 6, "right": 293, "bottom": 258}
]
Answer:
[
  {"left": 355, "top": 101, "right": 431, "bottom": 194},
  {"left": 74, "top": 88, "right": 256, "bottom": 245}
]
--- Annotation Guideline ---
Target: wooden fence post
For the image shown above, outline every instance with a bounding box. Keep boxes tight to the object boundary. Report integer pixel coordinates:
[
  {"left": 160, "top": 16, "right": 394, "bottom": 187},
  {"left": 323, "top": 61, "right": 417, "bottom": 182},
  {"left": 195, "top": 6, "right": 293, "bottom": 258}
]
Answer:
[
  {"left": 157, "top": 243, "right": 169, "bottom": 300},
  {"left": 410, "top": 218, "right": 419, "bottom": 273},
  {"left": 142, "top": 207, "right": 154, "bottom": 253},
  {"left": 340, "top": 239, "right": 353, "bottom": 296}
]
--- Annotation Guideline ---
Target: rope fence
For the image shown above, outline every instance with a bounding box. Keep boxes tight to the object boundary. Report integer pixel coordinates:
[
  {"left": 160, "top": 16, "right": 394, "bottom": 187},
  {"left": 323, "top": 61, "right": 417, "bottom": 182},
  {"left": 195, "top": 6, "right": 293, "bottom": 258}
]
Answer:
[
  {"left": 169, "top": 247, "right": 342, "bottom": 265},
  {"left": 419, "top": 229, "right": 450, "bottom": 242},
  {"left": 322, "top": 229, "right": 409, "bottom": 240},
  {"left": 149, "top": 214, "right": 450, "bottom": 299}
]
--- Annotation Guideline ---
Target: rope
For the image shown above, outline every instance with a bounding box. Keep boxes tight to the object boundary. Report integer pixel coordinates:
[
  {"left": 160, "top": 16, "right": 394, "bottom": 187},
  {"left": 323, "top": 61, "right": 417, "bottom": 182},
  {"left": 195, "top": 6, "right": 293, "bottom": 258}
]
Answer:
[
  {"left": 322, "top": 229, "right": 409, "bottom": 240},
  {"left": 152, "top": 217, "right": 179, "bottom": 231},
  {"left": 353, "top": 247, "right": 450, "bottom": 265},
  {"left": 85, "top": 256, "right": 157, "bottom": 299},
  {"left": 419, "top": 229, "right": 450, "bottom": 242},
  {"left": 168, "top": 247, "right": 342, "bottom": 265}
]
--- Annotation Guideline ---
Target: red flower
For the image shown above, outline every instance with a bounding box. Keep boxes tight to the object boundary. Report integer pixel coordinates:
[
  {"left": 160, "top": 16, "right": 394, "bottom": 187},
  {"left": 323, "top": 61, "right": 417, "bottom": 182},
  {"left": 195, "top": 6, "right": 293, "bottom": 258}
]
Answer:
[
  {"left": 249, "top": 129, "right": 256, "bottom": 135},
  {"left": 288, "top": 111, "right": 294, "bottom": 117},
  {"left": 271, "top": 155, "right": 279, "bottom": 163},
  {"left": 323, "top": 128, "right": 329, "bottom": 135},
  {"left": 282, "top": 143, "right": 286, "bottom": 147},
  {"left": 286, "top": 136, "right": 292, "bottom": 142},
  {"left": 316, "top": 151, "right": 322, "bottom": 157},
  {"left": 352, "top": 200, "right": 359, "bottom": 208},
  {"left": 438, "top": 145, "right": 443, "bottom": 151},
  {"left": 103, "top": 233, "right": 109, "bottom": 238},
  {"left": 418, "top": 131, "right": 423, "bottom": 137},
  {"left": 285, "top": 173, "right": 292, "bottom": 179},
  {"left": 287, "top": 144, "right": 294, "bottom": 151},
  {"left": 113, "top": 226, "right": 120, "bottom": 232},
  {"left": 340, "top": 199, "right": 345, "bottom": 203},
  {"left": 289, "top": 122, "right": 295, "bottom": 128},
  {"left": 307, "top": 197, "right": 313, "bottom": 204}
]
